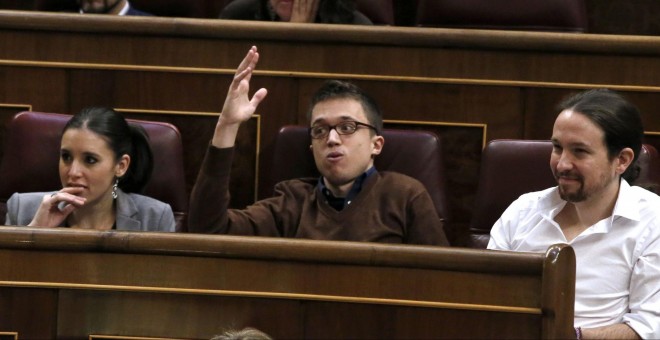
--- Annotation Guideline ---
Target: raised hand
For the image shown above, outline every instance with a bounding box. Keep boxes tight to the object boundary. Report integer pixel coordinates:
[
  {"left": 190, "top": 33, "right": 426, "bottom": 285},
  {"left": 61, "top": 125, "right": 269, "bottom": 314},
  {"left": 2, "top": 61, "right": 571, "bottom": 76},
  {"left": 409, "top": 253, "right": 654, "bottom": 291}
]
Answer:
[{"left": 213, "top": 46, "right": 268, "bottom": 148}]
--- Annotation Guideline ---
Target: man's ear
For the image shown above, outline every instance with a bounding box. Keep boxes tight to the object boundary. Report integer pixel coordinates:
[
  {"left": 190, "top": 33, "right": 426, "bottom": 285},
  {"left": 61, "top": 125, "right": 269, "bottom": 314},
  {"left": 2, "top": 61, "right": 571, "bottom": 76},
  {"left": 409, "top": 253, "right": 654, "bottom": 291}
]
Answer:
[
  {"left": 371, "top": 135, "right": 384, "bottom": 156},
  {"left": 615, "top": 147, "right": 635, "bottom": 175}
]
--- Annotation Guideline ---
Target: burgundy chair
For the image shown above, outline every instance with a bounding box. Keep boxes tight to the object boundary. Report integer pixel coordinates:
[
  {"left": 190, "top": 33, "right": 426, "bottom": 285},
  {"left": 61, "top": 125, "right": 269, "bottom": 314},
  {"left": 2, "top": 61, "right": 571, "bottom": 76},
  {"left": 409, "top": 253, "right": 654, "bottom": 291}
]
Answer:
[
  {"left": 264, "top": 125, "right": 450, "bottom": 225},
  {"left": 468, "top": 139, "right": 660, "bottom": 248},
  {"left": 415, "top": 0, "right": 588, "bottom": 32},
  {"left": 218, "top": 0, "right": 394, "bottom": 24},
  {"left": 357, "top": 0, "right": 394, "bottom": 25},
  {"left": 636, "top": 142, "right": 660, "bottom": 194},
  {"left": 0, "top": 111, "right": 189, "bottom": 231},
  {"left": 130, "top": 0, "right": 233, "bottom": 18}
]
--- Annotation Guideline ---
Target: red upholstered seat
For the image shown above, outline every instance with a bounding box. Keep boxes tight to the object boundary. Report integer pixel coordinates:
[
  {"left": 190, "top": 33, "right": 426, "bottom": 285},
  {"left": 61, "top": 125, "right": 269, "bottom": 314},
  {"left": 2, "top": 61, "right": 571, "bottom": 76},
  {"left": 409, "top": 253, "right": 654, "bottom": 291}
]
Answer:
[
  {"left": 130, "top": 0, "right": 232, "bottom": 18},
  {"left": 415, "top": 0, "right": 588, "bottom": 32},
  {"left": 0, "top": 111, "right": 189, "bottom": 231},
  {"left": 468, "top": 139, "right": 660, "bottom": 248},
  {"left": 357, "top": 0, "right": 394, "bottom": 25}
]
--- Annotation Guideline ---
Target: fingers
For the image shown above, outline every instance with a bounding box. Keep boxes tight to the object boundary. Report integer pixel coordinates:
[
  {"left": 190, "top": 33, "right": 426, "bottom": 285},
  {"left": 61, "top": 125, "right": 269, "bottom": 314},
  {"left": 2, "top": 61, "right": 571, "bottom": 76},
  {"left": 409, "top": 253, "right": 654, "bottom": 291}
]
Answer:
[
  {"left": 230, "top": 47, "right": 260, "bottom": 93},
  {"left": 58, "top": 202, "right": 78, "bottom": 216},
  {"left": 30, "top": 191, "right": 84, "bottom": 228},
  {"left": 48, "top": 189, "right": 86, "bottom": 208},
  {"left": 250, "top": 88, "right": 268, "bottom": 108},
  {"left": 291, "top": 0, "right": 318, "bottom": 22},
  {"left": 232, "top": 66, "right": 253, "bottom": 88},
  {"left": 59, "top": 186, "right": 85, "bottom": 195},
  {"left": 235, "top": 51, "right": 259, "bottom": 81},
  {"left": 219, "top": 46, "right": 266, "bottom": 126},
  {"left": 234, "top": 46, "right": 258, "bottom": 79},
  {"left": 235, "top": 46, "right": 256, "bottom": 72}
]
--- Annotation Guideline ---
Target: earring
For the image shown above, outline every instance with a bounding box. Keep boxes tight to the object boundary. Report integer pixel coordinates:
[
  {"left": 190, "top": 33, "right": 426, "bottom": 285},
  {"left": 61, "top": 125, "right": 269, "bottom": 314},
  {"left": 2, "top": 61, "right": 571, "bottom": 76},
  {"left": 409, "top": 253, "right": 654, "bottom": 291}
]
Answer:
[{"left": 112, "top": 178, "right": 119, "bottom": 200}]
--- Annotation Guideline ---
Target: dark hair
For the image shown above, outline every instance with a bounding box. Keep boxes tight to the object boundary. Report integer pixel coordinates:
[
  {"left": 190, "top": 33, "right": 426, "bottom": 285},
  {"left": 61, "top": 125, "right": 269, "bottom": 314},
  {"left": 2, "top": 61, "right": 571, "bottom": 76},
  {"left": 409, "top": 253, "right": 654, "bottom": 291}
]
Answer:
[
  {"left": 211, "top": 327, "right": 272, "bottom": 340},
  {"left": 258, "top": 0, "right": 357, "bottom": 23},
  {"left": 63, "top": 107, "right": 153, "bottom": 193},
  {"left": 557, "top": 89, "right": 644, "bottom": 183},
  {"left": 307, "top": 80, "right": 383, "bottom": 134}
]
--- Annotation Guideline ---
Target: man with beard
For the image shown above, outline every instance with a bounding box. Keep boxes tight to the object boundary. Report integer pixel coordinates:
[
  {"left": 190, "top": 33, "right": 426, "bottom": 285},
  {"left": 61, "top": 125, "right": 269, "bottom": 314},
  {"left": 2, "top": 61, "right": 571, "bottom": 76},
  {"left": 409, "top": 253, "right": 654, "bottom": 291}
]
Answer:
[
  {"left": 78, "top": 0, "right": 152, "bottom": 16},
  {"left": 488, "top": 89, "right": 659, "bottom": 339},
  {"left": 187, "top": 46, "right": 448, "bottom": 246}
]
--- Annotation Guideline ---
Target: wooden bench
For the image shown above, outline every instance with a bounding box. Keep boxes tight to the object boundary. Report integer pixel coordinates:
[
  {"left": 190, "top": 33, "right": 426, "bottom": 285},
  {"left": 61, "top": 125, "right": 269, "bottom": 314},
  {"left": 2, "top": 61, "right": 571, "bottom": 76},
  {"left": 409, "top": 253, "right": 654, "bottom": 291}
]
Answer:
[{"left": 0, "top": 226, "right": 575, "bottom": 339}]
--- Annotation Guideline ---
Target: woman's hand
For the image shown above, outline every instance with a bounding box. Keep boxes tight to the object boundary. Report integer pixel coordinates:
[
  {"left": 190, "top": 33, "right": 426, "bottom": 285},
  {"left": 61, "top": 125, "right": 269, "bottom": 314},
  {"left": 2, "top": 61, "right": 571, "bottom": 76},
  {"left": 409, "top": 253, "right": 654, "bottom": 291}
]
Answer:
[
  {"left": 290, "top": 0, "right": 320, "bottom": 23},
  {"left": 28, "top": 187, "right": 86, "bottom": 227}
]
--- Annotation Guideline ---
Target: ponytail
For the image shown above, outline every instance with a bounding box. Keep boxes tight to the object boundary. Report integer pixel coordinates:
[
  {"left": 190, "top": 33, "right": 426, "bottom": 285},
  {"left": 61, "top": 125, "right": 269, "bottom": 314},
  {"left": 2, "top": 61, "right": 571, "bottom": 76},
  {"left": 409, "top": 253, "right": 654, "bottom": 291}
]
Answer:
[{"left": 119, "top": 124, "right": 153, "bottom": 193}]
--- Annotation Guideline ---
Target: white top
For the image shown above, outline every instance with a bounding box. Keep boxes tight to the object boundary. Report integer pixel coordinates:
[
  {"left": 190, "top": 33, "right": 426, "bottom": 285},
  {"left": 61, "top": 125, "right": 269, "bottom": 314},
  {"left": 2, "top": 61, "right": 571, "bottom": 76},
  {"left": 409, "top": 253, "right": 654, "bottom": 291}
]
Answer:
[
  {"left": 79, "top": 1, "right": 130, "bottom": 15},
  {"left": 488, "top": 180, "right": 660, "bottom": 339}
]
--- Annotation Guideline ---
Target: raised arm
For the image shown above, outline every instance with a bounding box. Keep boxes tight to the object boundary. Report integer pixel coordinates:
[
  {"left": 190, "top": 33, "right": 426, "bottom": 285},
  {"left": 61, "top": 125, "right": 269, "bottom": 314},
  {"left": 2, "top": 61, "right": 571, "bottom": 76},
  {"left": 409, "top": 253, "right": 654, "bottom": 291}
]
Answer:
[
  {"left": 188, "top": 46, "right": 268, "bottom": 234},
  {"left": 212, "top": 46, "right": 268, "bottom": 148}
]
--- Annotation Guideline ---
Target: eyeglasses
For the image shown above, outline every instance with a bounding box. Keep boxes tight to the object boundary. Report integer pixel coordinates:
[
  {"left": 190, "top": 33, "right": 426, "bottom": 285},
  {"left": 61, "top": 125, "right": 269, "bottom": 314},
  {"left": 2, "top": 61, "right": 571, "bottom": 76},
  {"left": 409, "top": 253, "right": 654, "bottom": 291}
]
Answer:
[{"left": 309, "top": 121, "right": 379, "bottom": 139}]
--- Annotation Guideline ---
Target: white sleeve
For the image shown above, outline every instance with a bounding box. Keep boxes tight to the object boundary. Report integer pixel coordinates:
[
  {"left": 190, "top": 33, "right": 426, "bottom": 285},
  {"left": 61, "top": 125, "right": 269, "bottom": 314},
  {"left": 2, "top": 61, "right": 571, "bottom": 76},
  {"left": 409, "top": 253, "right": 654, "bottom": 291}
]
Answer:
[
  {"left": 623, "top": 225, "right": 660, "bottom": 339},
  {"left": 486, "top": 199, "right": 522, "bottom": 251}
]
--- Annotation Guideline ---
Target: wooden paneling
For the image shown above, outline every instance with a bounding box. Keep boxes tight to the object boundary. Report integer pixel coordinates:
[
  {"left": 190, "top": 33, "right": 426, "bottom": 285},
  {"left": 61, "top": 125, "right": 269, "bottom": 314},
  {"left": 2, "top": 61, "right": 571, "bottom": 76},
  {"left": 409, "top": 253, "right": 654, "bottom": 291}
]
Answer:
[
  {"left": 1, "top": 12, "right": 660, "bottom": 244},
  {"left": 0, "top": 104, "right": 31, "bottom": 162},
  {"left": 586, "top": 0, "right": 660, "bottom": 36},
  {"left": 0, "top": 288, "right": 58, "bottom": 339},
  {"left": 0, "top": 67, "right": 67, "bottom": 111},
  {"left": 0, "top": 227, "right": 575, "bottom": 339}
]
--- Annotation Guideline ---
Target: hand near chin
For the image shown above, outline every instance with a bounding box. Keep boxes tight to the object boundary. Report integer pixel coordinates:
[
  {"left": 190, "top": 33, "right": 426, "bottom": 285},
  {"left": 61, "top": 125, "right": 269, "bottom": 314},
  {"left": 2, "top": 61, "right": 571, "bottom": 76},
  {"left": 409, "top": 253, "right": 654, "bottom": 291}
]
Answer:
[
  {"left": 28, "top": 187, "right": 87, "bottom": 228},
  {"left": 290, "top": 0, "right": 320, "bottom": 22}
]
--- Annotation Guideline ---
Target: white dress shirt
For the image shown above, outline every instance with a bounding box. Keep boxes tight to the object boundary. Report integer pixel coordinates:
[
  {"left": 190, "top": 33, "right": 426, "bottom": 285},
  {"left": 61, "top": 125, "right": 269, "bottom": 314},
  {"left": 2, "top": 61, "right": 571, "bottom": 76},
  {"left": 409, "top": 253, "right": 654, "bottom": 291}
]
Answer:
[
  {"left": 488, "top": 180, "right": 660, "bottom": 339},
  {"left": 80, "top": 1, "right": 130, "bottom": 15}
]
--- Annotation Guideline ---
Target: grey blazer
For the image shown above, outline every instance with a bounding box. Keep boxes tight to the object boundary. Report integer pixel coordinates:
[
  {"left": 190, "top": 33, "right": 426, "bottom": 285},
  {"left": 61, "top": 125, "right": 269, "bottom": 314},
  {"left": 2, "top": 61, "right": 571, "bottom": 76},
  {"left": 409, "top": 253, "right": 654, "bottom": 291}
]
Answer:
[{"left": 4, "top": 189, "right": 175, "bottom": 232}]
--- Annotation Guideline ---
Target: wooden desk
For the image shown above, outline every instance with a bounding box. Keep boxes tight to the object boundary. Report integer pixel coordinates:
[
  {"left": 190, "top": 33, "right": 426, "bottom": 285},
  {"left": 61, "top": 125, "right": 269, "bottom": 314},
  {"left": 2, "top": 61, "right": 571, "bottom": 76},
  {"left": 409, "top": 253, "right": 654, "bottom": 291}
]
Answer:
[
  {"left": 0, "top": 226, "right": 575, "bottom": 339},
  {"left": 2, "top": 11, "right": 660, "bottom": 243}
]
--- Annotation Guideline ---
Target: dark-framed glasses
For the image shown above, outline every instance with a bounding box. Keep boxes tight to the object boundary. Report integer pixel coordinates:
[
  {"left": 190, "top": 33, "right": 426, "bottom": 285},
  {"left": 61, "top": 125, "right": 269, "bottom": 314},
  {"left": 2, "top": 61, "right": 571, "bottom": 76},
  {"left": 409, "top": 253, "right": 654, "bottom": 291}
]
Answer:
[{"left": 309, "top": 121, "right": 378, "bottom": 139}]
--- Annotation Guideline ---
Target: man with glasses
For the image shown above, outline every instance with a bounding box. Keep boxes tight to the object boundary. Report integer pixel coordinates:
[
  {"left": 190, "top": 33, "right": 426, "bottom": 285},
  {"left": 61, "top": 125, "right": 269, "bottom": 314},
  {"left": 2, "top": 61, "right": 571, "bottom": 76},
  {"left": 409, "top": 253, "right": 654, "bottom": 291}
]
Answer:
[{"left": 188, "top": 46, "right": 448, "bottom": 246}]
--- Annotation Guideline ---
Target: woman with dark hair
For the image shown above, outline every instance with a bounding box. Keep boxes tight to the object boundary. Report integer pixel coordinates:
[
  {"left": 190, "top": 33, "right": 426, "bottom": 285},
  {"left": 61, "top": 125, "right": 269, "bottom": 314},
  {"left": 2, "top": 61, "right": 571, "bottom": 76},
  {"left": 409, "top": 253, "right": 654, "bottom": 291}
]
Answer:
[
  {"left": 220, "top": 0, "right": 372, "bottom": 25},
  {"left": 4, "top": 107, "right": 175, "bottom": 232}
]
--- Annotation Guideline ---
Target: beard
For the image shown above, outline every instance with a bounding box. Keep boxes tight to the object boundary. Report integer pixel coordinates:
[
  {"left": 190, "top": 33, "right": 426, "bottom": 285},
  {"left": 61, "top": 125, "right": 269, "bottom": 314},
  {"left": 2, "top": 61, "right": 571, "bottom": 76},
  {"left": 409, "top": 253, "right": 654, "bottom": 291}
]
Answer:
[
  {"left": 555, "top": 170, "right": 619, "bottom": 203},
  {"left": 558, "top": 183, "right": 587, "bottom": 202},
  {"left": 555, "top": 171, "right": 587, "bottom": 202}
]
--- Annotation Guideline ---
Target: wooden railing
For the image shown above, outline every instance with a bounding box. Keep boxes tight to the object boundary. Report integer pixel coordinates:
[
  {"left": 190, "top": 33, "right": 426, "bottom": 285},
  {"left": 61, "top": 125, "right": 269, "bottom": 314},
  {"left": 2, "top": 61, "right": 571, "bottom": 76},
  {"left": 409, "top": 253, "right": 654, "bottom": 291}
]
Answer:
[{"left": 0, "top": 226, "right": 575, "bottom": 339}]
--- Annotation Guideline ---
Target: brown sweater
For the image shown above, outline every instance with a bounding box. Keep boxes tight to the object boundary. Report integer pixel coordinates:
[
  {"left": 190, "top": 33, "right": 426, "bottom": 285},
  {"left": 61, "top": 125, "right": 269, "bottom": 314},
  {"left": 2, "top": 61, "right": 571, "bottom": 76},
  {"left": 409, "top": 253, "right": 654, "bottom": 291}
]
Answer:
[{"left": 189, "top": 146, "right": 448, "bottom": 246}]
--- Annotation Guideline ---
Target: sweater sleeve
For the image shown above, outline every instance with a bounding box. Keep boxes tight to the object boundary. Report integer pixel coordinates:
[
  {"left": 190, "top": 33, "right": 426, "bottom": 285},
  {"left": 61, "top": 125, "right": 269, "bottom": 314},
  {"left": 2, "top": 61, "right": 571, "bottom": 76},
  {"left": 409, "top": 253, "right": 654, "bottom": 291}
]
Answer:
[
  {"left": 405, "top": 189, "right": 449, "bottom": 246},
  {"left": 188, "top": 145, "right": 235, "bottom": 233},
  {"left": 187, "top": 145, "right": 284, "bottom": 236}
]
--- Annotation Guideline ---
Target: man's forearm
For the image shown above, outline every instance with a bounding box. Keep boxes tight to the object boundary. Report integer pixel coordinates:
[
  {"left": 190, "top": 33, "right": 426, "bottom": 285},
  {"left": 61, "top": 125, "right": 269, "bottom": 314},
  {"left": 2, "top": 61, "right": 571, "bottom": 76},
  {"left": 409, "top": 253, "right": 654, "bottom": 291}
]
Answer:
[{"left": 581, "top": 323, "right": 640, "bottom": 340}]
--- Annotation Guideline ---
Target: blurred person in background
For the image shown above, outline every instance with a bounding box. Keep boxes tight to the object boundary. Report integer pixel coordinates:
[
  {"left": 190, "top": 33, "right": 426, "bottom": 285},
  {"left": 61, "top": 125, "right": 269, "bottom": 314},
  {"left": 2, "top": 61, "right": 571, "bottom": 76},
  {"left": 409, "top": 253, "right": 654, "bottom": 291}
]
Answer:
[
  {"left": 220, "top": 0, "right": 371, "bottom": 24},
  {"left": 78, "top": 0, "right": 152, "bottom": 16}
]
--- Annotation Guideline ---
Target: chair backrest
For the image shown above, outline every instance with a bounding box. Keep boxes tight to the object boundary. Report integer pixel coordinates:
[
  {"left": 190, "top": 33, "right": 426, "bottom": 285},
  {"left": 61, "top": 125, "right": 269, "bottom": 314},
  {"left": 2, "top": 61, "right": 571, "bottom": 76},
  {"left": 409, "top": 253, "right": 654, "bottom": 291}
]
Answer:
[
  {"left": 415, "top": 0, "right": 588, "bottom": 32},
  {"left": 357, "top": 0, "right": 395, "bottom": 25},
  {"left": 468, "top": 139, "right": 660, "bottom": 248},
  {"left": 265, "top": 125, "right": 450, "bottom": 222},
  {"left": 130, "top": 0, "right": 233, "bottom": 18},
  {"left": 0, "top": 111, "right": 189, "bottom": 231}
]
